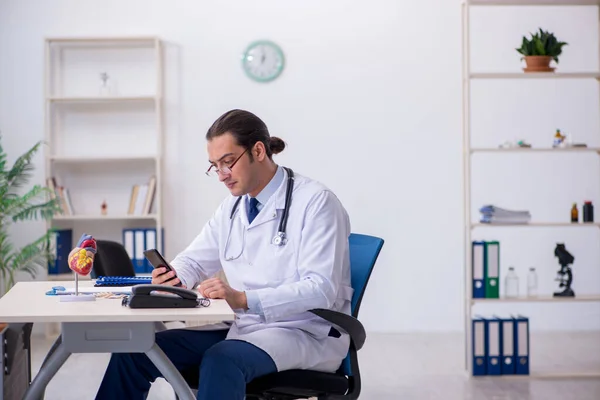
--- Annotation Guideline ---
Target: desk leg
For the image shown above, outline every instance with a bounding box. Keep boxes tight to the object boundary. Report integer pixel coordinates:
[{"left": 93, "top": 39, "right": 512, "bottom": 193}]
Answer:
[
  {"left": 23, "top": 340, "right": 70, "bottom": 400},
  {"left": 146, "top": 343, "right": 196, "bottom": 400}
]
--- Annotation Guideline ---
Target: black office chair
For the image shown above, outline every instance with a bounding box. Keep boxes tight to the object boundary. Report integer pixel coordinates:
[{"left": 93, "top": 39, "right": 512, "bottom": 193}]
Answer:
[
  {"left": 179, "top": 233, "right": 384, "bottom": 399},
  {"left": 93, "top": 240, "right": 136, "bottom": 277}
]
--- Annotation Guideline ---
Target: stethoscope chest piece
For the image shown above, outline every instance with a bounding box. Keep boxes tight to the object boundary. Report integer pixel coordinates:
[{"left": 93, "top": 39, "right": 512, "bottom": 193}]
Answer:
[{"left": 272, "top": 232, "right": 287, "bottom": 246}]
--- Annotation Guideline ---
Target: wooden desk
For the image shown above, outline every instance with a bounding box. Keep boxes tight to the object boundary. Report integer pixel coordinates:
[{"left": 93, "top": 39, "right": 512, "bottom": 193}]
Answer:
[{"left": 0, "top": 281, "right": 235, "bottom": 400}]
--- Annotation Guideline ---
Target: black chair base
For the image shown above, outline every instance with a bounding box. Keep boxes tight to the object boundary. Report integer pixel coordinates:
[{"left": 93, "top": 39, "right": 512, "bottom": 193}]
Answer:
[{"left": 246, "top": 369, "right": 349, "bottom": 400}]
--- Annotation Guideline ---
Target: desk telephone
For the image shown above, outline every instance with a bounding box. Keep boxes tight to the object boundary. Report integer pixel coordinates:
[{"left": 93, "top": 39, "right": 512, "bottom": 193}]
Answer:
[{"left": 122, "top": 284, "right": 210, "bottom": 309}]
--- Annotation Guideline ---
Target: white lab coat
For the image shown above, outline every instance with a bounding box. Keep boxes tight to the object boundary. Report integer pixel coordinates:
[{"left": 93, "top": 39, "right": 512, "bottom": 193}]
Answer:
[{"left": 170, "top": 167, "right": 353, "bottom": 372}]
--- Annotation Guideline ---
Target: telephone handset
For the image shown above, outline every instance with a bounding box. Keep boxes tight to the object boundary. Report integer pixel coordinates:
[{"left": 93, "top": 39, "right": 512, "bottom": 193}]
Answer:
[{"left": 122, "top": 284, "right": 210, "bottom": 309}]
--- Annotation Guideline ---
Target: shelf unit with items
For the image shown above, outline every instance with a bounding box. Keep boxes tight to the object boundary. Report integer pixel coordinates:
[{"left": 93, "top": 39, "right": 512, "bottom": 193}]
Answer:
[
  {"left": 44, "top": 37, "right": 165, "bottom": 277},
  {"left": 462, "top": 0, "right": 600, "bottom": 379}
]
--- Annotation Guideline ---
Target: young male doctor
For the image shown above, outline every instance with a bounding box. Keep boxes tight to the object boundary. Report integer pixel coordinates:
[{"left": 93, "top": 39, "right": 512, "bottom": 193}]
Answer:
[{"left": 95, "top": 109, "right": 354, "bottom": 399}]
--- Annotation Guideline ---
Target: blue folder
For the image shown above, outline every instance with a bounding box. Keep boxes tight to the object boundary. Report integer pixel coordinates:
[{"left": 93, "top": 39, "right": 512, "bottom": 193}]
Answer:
[
  {"left": 485, "top": 317, "right": 502, "bottom": 375},
  {"left": 514, "top": 315, "right": 530, "bottom": 375},
  {"left": 500, "top": 316, "right": 516, "bottom": 374},
  {"left": 48, "top": 229, "right": 73, "bottom": 274},
  {"left": 472, "top": 315, "right": 487, "bottom": 376},
  {"left": 472, "top": 241, "right": 486, "bottom": 299}
]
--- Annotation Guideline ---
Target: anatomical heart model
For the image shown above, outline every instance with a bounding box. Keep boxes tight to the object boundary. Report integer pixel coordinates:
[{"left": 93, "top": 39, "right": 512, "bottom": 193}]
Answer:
[
  {"left": 64, "top": 233, "right": 97, "bottom": 301},
  {"left": 68, "top": 233, "right": 97, "bottom": 275}
]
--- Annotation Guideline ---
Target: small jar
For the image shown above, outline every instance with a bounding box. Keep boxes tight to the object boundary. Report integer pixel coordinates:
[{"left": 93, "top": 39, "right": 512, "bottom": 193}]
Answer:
[
  {"left": 571, "top": 203, "right": 578, "bottom": 223},
  {"left": 583, "top": 201, "right": 594, "bottom": 223}
]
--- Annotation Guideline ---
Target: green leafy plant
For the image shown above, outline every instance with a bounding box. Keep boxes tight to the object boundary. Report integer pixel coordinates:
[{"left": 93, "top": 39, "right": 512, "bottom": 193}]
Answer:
[
  {"left": 0, "top": 137, "right": 62, "bottom": 293},
  {"left": 516, "top": 28, "right": 568, "bottom": 63}
]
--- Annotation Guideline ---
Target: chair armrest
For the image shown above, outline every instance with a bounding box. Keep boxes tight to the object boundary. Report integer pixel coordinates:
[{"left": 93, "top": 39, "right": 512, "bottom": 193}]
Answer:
[{"left": 309, "top": 309, "right": 366, "bottom": 350}]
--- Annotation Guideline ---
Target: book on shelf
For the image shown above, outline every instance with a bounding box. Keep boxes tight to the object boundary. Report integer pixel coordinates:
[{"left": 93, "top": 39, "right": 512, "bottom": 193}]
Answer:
[
  {"left": 46, "top": 176, "right": 74, "bottom": 215},
  {"left": 128, "top": 175, "right": 156, "bottom": 215}
]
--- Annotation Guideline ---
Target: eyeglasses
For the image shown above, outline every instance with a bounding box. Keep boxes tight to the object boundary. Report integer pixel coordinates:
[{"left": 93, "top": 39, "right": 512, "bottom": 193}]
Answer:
[{"left": 205, "top": 148, "right": 249, "bottom": 177}]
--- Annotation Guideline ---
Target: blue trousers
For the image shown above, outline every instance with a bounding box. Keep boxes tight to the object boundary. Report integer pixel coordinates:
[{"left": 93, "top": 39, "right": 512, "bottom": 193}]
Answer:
[{"left": 95, "top": 328, "right": 277, "bottom": 400}]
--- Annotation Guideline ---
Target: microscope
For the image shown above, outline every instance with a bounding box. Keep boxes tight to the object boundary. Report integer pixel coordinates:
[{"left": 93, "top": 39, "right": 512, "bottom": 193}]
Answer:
[{"left": 553, "top": 243, "right": 575, "bottom": 297}]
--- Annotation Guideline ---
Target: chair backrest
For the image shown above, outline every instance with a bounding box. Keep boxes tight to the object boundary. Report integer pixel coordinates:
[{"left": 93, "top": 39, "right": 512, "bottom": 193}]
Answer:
[
  {"left": 94, "top": 240, "right": 136, "bottom": 277},
  {"left": 338, "top": 233, "right": 384, "bottom": 378},
  {"left": 348, "top": 233, "right": 384, "bottom": 318}
]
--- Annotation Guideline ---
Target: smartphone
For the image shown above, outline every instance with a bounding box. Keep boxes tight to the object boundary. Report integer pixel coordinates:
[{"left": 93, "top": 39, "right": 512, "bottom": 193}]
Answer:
[{"left": 143, "top": 249, "right": 182, "bottom": 287}]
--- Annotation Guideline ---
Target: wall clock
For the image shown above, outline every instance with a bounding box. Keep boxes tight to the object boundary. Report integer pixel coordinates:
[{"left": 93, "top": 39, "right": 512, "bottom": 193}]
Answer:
[{"left": 242, "top": 40, "right": 285, "bottom": 83}]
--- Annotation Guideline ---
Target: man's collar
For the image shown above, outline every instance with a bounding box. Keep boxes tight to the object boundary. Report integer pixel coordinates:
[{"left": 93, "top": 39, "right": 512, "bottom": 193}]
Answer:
[{"left": 247, "top": 165, "right": 284, "bottom": 207}]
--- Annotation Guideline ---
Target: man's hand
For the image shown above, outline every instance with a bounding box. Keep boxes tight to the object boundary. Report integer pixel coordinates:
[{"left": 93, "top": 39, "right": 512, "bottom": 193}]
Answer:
[
  {"left": 198, "top": 278, "right": 247, "bottom": 310},
  {"left": 151, "top": 267, "right": 185, "bottom": 288}
]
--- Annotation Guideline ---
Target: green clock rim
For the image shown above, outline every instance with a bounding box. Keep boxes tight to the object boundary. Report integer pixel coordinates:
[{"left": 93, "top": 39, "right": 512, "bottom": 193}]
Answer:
[{"left": 242, "top": 40, "right": 285, "bottom": 83}]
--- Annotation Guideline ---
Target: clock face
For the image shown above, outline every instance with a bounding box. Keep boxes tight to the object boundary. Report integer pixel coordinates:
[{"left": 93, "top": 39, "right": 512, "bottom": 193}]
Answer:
[{"left": 242, "top": 40, "right": 285, "bottom": 82}]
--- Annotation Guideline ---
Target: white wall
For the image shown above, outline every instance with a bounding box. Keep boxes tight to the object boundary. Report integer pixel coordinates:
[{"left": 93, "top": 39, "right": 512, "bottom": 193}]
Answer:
[{"left": 0, "top": 0, "right": 598, "bottom": 333}]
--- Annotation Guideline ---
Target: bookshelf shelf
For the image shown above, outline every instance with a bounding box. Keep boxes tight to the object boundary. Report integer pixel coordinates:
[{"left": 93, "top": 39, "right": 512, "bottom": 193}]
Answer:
[
  {"left": 53, "top": 214, "right": 158, "bottom": 221},
  {"left": 471, "top": 294, "right": 600, "bottom": 304},
  {"left": 45, "top": 36, "right": 159, "bottom": 44},
  {"left": 50, "top": 156, "right": 158, "bottom": 164},
  {"left": 470, "top": 72, "right": 600, "bottom": 79},
  {"left": 473, "top": 371, "right": 600, "bottom": 379},
  {"left": 472, "top": 222, "right": 600, "bottom": 227},
  {"left": 47, "top": 96, "right": 157, "bottom": 104},
  {"left": 469, "top": 0, "right": 600, "bottom": 5},
  {"left": 471, "top": 147, "right": 600, "bottom": 153}
]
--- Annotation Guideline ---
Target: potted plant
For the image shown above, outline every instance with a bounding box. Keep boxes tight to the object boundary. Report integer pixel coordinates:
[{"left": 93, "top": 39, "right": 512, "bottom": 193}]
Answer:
[
  {"left": 516, "top": 28, "right": 568, "bottom": 72},
  {"left": 0, "top": 137, "right": 62, "bottom": 294}
]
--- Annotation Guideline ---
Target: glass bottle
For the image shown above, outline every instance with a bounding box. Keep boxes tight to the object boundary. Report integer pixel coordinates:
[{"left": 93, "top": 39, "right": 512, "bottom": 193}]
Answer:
[
  {"left": 505, "top": 267, "right": 519, "bottom": 298},
  {"left": 527, "top": 267, "right": 538, "bottom": 297},
  {"left": 583, "top": 201, "right": 594, "bottom": 223},
  {"left": 571, "top": 203, "right": 578, "bottom": 223},
  {"left": 553, "top": 129, "right": 563, "bottom": 147}
]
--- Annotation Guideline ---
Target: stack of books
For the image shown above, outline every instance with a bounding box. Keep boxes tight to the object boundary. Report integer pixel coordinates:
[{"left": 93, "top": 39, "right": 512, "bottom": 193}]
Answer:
[{"left": 479, "top": 205, "right": 531, "bottom": 224}]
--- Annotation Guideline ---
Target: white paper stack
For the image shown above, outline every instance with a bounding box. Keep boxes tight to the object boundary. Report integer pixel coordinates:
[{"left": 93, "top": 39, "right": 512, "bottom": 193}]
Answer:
[{"left": 479, "top": 205, "right": 531, "bottom": 224}]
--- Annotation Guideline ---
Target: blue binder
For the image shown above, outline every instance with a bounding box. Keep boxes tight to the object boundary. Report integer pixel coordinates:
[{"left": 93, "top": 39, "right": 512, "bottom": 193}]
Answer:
[
  {"left": 472, "top": 315, "right": 487, "bottom": 376},
  {"left": 514, "top": 315, "right": 530, "bottom": 375},
  {"left": 485, "top": 317, "right": 502, "bottom": 375},
  {"left": 123, "top": 228, "right": 165, "bottom": 274},
  {"left": 48, "top": 229, "right": 73, "bottom": 274},
  {"left": 500, "top": 316, "right": 515, "bottom": 374},
  {"left": 472, "top": 241, "right": 486, "bottom": 298}
]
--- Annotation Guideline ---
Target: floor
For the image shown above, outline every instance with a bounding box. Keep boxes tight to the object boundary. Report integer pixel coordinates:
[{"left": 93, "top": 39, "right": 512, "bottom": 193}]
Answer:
[{"left": 29, "top": 330, "right": 600, "bottom": 400}]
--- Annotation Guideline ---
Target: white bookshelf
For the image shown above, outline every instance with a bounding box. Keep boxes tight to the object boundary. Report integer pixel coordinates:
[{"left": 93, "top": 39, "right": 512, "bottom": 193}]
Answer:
[
  {"left": 44, "top": 36, "right": 164, "bottom": 263},
  {"left": 462, "top": 1, "right": 600, "bottom": 378}
]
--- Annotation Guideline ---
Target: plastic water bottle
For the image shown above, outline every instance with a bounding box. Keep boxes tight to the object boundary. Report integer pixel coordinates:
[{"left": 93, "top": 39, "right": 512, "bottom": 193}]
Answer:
[
  {"left": 505, "top": 267, "right": 519, "bottom": 298},
  {"left": 527, "top": 267, "right": 538, "bottom": 297}
]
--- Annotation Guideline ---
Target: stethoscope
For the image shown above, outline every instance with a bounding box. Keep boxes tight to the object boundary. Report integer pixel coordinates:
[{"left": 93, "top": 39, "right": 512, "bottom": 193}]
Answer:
[{"left": 228, "top": 167, "right": 294, "bottom": 254}]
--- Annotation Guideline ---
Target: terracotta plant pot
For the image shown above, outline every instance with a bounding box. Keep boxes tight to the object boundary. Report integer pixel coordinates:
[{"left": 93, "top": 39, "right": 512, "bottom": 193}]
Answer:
[{"left": 523, "top": 56, "right": 554, "bottom": 72}]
